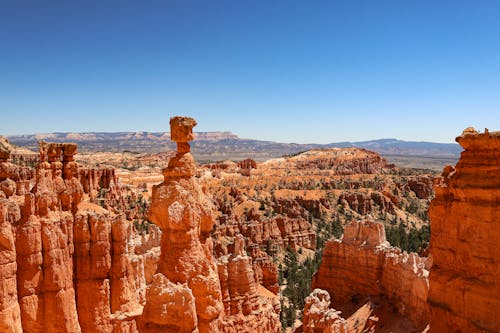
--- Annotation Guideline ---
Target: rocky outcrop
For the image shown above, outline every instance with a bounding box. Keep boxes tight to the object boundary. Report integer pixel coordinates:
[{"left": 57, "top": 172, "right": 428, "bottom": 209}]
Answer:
[
  {"left": 141, "top": 116, "right": 224, "bottom": 332},
  {"left": 13, "top": 142, "right": 83, "bottom": 333},
  {"left": 338, "top": 192, "right": 373, "bottom": 215},
  {"left": 407, "top": 176, "right": 434, "bottom": 200},
  {"left": 312, "top": 219, "right": 430, "bottom": 328},
  {"left": 293, "top": 148, "right": 389, "bottom": 174},
  {"left": 302, "top": 289, "right": 375, "bottom": 333},
  {"left": 141, "top": 117, "right": 280, "bottom": 333},
  {"left": 74, "top": 205, "right": 143, "bottom": 333},
  {"left": 0, "top": 199, "right": 22, "bottom": 333},
  {"left": 0, "top": 139, "right": 35, "bottom": 190},
  {"left": 217, "top": 235, "right": 281, "bottom": 332},
  {"left": 79, "top": 166, "right": 121, "bottom": 199},
  {"left": 237, "top": 158, "right": 257, "bottom": 176},
  {"left": 249, "top": 246, "right": 280, "bottom": 294},
  {"left": 237, "top": 159, "right": 257, "bottom": 170},
  {"left": 275, "top": 215, "right": 316, "bottom": 249},
  {"left": 0, "top": 140, "right": 158, "bottom": 333},
  {"left": 428, "top": 128, "right": 500, "bottom": 333}
]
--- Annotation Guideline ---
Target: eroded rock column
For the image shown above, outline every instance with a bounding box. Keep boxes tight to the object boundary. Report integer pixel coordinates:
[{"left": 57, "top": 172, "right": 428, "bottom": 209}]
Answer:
[
  {"left": 140, "top": 117, "right": 224, "bottom": 333},
  {"left": 428, "top": 128, "right": 500, "bottom": 333}
]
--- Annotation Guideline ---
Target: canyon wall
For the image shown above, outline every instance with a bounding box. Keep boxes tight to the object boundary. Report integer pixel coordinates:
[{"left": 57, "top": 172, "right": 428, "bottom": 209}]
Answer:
[
  {"left": 428, "top": 128, "right": 500, "bottom": 333},
  {"left": 1, "top": 122, "right": 282, "bottom": 333},
  {"left": 302, "top": 289, "right": 376, "bottom": 333},
  {"left": 312, "top": 219, "right": 430, "bottom": 329},
  {"left": 0, "top": 141, "right": 159, "bottom": 333}
]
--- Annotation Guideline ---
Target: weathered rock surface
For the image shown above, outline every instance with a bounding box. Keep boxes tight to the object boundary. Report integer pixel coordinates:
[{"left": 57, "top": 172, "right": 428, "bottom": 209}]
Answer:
[
  {"left": 202, "top": 148, "right": 433, "bottom": 296},
  {"left": 289, "top": 148, "right": 388, "bottom": 174},
  {"left": 0, "top": 141, "right": 157, "bottom": 333},
  {"left": 217, "top": 235, "right": 281, "bottom": 332},
  {"left": 141, "top": 116, "right": 280, "bottom": 333},
  {"left": 74, "top": 205, "right": 143, "bottom": 333},
  {"left": 302, "top": 289, "right": 375, "bottom": 333},
  {"left": 141, "top": 117, "right": 224, "bottom": 332},
  {"left": 428, "top": 128, "right": 500, "bottom": 333},
  {"left": 312, "top": 219, "right": 430, "bottom": 329},
  {"left": 0, "top": 199, "right": 22, "bottom": 333}
]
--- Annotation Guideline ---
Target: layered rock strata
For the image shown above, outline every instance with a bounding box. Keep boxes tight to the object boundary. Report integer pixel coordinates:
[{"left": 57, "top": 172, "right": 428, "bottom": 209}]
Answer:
[
  {"left": 141, "top": 116, "right": 224, "bottom": 332},
  {"left": 302, "top": 289, "right": 375, "bottom": 333},
  {"left": 312, "top": 219, "right": 430, "bottom": 328},
  {"left": 0, "top": 198, "right": 22, "bottom": 333},
  {"left": 428, "top": 128, "right": 500, "bottom": 333},
  {"left": 0, "top": 142, "right": 157, "bottom": 333},
  {"left": 141, "top": 116, "right": 280, "bottom": 333},
  {"left": 217, "top": 235, "right": 281, "bottom": 332}
]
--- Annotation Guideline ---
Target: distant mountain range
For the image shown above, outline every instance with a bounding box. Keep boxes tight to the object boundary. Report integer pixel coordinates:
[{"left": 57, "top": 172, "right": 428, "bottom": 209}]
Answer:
[{"left": 8, "top": 131, "right": 461, "bottom": 169}]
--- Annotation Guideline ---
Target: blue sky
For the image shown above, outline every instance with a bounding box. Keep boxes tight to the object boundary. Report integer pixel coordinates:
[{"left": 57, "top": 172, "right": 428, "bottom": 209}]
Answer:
[{"left": 1, "top": 1, "right": 499, "bottom": 143}]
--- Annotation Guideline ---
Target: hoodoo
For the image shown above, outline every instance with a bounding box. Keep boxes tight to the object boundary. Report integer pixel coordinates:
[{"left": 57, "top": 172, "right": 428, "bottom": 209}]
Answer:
[
  {"left": 428, "top": 128, "right": 500, "bottom": 333},
  {"left": 140, "top": 117, "right": 281, "bottom": 333},
  {"left": 141, "top": 116, "right": 224, "bottom": 332}
]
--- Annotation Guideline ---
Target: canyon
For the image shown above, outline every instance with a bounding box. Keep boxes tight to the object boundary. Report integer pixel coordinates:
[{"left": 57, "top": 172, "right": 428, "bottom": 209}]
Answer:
[
  {"left": 8, "top": 132, "right": 460, "bottom": 170},
  {"left": 0, "top": 122, "right": 497, "bottom": 333}
]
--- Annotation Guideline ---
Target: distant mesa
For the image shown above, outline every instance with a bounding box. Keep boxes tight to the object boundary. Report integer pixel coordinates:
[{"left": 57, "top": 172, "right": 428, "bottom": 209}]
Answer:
[
  {"left": 7, "top": 132, "right": 461, "bottom": 170},
  {"left": 10, "top": 131, "right": 240, "bottom": 142}
]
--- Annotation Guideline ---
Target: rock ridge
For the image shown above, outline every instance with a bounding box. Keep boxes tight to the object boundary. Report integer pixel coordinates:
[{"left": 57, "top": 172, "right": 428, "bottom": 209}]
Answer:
[{"left": 428, "top": 128, "right": 500, "bottom": 333}]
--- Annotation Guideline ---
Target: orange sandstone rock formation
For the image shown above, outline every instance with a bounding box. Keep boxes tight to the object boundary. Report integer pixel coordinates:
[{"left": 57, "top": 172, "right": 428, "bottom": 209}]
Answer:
[
  {"left": 203, "top": 148, "right": 433, "bottom": 287},
  {"left": 302, "top": 289, "right": 376, "bottom": 333},
  {"left": 0, "top": 141, "right": 158, "bottom": 333},
  {"left": 312, "top": 219, "right": 430, "bottom": 330},
  {"left": 141, "top": 116, "right": 280, "bottom": 333},
  {"left": 428, "top": 128, "right": 500, "bottom": 333},
  {"left": 217, "top": 235, "right": 281, "bottom": 332},
  {"left": 0, "top": 198, "right": 22, "bottom": 333},
  {"left": 141, "top": 116, "right": 224, "bottom": 332}
]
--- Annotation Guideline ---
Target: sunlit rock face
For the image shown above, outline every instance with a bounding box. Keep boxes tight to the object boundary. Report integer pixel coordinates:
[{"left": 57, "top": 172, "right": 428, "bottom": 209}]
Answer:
[
  {"left": 0, "top": 140, "right": 154, "bottom": 333},
  {"left": 428, "top": 128, "right": 500, "bottom": 333},
  {"left": 141, "top": 117, "right": 280, "bottom": 333},
  {"left": 312, "top": 219, "right": 430, "bottom": 329},
  {"left": 141, "top": 116, "right": 224, "bottom": 332}
]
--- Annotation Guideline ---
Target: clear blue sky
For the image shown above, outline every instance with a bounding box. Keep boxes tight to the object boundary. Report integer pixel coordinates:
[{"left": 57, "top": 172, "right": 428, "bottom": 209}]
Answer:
[{"left": 1, "top": 1, "right": 499, "bottom": 143}]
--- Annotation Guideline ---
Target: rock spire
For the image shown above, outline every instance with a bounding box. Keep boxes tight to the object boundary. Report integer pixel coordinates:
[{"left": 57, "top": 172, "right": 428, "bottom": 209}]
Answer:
[{"left": 141, "top": 116, "right": 224, "bottom": 332}]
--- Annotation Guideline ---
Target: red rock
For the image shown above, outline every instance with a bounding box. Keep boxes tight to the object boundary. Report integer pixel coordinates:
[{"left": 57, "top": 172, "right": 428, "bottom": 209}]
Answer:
[
  {"left": 407, "top": 176, "right": 434, "bottom": 200},
  {"left": 142, "top": 117, "right": 224, "bottom": 332},
  {"left": 217, "top": 235, "right": 281, "bottom": 332},
  {"left": 237, "top": 159, "right": 257, "bottom": 170},
  {"left": 250, "top": 246, "right": 279, "bottom": 294},
  {"left": 0, "top": 199, "right": 23, "bottom": 333},
  {"left": 141, "top": 274, "right": 198, "bottom": 332},
  {"left": 79, "top": 166, "right": 121, "bottom": 199},
  {"left": 312, "top": 219, "right": 430, "bottom": 328},
  {"left": 73, "top": 207, "right": 113, "bottom": 332},
  {"left": 237, "top": 159, "right": 257, "bottom": 176},
  {"left": 291, "top": 148, "right": 388, "bottom": 174},
  {"left": 302, "top": 289, "right": 376, "bottom": 333},
  {"left": 339, "top": 192, "right": 373, "bottom": 215},
  {"left": 428, "top": 128, "right": 500, "bottom": 333},
  {"left": 4, "top": 140, "right": 151, "bottom": 333},
  {"left": 0, "top": 137, "right": 11, "bottom": 162}
]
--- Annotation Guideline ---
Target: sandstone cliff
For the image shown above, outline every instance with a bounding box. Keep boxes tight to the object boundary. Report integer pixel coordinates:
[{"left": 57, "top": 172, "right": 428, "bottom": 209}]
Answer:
[
  {"left": 203, "top": 148, "right": 434, "bottom": 284},
  {"left": 312, "top": 219, "right": 430, "bottom": 330},
  {"left": 0, "top": 142, "right": 157, "bottom": 333},
  {"left": 428, "top": 128, "right": 500, "bottom": 333},
  {"left": 302, "top": 289, "right": 376, "bottom": 333},
  {"left": 217, "top": 235, "right": 281, "bottom": 332}
]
